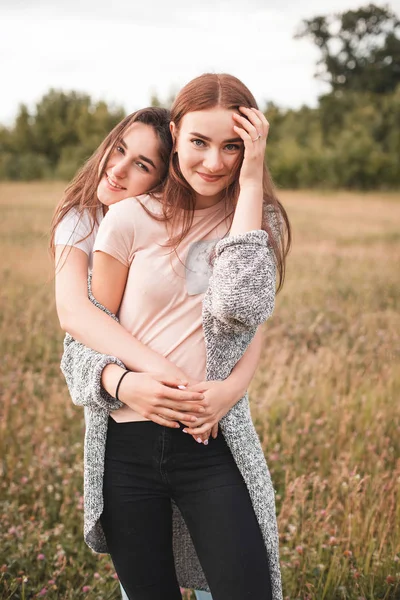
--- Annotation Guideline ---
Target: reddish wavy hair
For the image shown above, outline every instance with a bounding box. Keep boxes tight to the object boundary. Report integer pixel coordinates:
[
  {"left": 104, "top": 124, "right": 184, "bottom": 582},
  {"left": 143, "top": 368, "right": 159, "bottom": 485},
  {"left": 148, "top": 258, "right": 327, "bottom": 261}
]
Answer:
[{"left": 161, "top": 73, "right": 291, "bottom": 291}]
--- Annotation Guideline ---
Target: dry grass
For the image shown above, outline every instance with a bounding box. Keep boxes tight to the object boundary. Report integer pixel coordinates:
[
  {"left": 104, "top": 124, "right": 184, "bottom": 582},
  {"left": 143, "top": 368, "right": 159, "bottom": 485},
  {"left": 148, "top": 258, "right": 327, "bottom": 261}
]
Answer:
[{"left": 0, "top": 183, "right": 399, "bottom": 599}]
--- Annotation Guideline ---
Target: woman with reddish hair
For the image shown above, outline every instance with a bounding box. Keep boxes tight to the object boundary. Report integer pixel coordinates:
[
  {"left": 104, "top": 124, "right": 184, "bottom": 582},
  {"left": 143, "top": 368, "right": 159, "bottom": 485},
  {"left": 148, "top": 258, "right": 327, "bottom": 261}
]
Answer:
[
  {"left": 51, "top": 107, "right": 262, "bottom": 600},
  {"left": 61, "top": 73, "right": 291, "bottom": 600}
]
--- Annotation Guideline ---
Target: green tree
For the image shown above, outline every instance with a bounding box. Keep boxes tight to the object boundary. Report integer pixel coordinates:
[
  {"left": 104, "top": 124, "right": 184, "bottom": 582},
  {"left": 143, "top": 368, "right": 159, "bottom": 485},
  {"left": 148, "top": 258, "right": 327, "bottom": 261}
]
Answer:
[
  {"left": 12, "top": 104, "right": 35, "bottom": 151},
  {"left": 0, "top": 90, "right": 125, "bottom": 181},
  {"left": 295, "top": 3, "right": 400, "bottom": 94},
  {"left": 31, "top": 90, "right": 124, "bottom": 168}
]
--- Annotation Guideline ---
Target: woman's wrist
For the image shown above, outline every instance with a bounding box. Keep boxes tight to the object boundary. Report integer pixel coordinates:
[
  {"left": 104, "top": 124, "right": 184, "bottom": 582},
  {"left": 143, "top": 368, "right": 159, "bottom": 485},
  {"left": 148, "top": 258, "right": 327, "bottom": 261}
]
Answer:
[
  {"left": 101, "top": 363, "right": 128, "bottom": 397},
  {"left": 221, "top": 376, "right": 247, "bottom": 408},
  {"left": 115, "top": 369, "right": 131, "bottom": 401},
  {"left": 238, "top": 180, "right": 263, "bottom": 192}
]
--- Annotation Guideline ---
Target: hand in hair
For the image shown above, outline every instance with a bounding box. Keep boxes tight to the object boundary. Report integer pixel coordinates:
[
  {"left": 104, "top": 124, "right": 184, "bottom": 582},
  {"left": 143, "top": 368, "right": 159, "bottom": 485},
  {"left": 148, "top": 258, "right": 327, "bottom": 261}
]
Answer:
[{"left": 232, "top": 107, "right": 269, "bottom": 189}]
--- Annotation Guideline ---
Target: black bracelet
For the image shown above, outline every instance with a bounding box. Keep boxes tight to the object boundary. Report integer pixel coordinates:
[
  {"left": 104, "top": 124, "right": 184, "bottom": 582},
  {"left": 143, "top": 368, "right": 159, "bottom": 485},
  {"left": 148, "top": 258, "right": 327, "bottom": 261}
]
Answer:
[{"left": 115, "top": 370, "right": 131, "bottom": 401}]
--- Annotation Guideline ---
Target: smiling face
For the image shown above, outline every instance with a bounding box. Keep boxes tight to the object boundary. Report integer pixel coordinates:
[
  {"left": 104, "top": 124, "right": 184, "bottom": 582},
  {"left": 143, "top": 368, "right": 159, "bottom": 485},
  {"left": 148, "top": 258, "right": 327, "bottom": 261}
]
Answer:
[
  {"left": 97, "top": 122, "right": 164, "bottom": 207},
  {"left": 171, "top": 108, "right": 243, "bottom": 208}
]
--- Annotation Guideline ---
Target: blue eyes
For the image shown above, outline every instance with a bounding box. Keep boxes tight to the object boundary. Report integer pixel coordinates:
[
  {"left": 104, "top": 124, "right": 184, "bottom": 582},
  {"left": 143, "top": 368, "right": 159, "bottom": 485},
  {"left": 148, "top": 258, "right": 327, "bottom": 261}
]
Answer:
[
  {"left": 191, "top": 139, "right": 240, "bottom": 151},
  {"left": 192, "top": 139, "right": 206, "bottom": 148}
]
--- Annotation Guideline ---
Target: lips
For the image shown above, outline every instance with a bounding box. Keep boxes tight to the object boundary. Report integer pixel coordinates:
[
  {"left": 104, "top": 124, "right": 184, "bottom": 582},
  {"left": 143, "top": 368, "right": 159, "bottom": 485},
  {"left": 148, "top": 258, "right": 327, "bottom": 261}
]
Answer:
[
  {"left": 197, "top": 172, "right": 224, "bottom": 183},
  {"left": 105, "top": 173, "right": 126, "bottom": 191}
]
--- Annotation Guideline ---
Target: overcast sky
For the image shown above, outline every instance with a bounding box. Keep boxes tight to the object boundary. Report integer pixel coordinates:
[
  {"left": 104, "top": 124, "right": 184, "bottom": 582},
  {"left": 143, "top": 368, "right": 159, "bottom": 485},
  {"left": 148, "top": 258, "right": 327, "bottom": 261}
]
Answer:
[{"left": 0, "top": 0, "right": 399, "bottom": 125}]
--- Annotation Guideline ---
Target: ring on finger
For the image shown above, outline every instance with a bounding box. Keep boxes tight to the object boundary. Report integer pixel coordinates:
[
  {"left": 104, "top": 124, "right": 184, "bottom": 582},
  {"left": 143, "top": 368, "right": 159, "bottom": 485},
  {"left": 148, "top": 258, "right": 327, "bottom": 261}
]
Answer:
[{"left": 251, "top": 132, "right": 262, "bottom": 142}]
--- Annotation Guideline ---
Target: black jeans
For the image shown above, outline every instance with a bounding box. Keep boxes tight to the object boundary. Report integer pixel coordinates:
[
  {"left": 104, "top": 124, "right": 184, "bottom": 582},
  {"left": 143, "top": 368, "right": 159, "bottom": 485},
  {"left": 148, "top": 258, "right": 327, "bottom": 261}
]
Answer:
[{"left": 100, "top": 417, "right": 272, "bottom": 600}]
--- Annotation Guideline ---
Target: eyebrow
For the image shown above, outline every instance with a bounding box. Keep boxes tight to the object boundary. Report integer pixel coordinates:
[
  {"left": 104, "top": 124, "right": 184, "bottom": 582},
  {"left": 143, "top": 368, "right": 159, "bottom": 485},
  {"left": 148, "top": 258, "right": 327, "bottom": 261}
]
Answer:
[
  {"left": 119, "top": 138, "right": 157, "bottom": 169},
  {"left": 189, "top": 132, "right": 243, "bottom": 144}
]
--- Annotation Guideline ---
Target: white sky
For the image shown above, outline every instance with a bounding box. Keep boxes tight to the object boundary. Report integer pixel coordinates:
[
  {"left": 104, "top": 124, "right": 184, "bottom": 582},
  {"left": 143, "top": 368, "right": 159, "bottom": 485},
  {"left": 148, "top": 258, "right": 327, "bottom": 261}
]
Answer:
[{"left": 0, "top": 0, "right": 399, "bottom": 125}]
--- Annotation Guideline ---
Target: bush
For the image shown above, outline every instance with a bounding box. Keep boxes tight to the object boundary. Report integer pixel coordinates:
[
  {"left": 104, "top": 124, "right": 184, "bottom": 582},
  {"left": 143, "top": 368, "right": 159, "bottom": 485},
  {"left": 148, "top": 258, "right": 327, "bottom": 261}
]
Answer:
[{"left": 0, "top": 152, "right": 51, "bottom": 181}]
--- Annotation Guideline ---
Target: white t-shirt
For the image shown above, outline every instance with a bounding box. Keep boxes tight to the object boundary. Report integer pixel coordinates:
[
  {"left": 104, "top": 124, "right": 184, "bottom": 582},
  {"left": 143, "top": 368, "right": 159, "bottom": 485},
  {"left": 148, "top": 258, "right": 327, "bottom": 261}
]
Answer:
[{"left": 55, "top": 206, "right": 104, "bottom": 268}]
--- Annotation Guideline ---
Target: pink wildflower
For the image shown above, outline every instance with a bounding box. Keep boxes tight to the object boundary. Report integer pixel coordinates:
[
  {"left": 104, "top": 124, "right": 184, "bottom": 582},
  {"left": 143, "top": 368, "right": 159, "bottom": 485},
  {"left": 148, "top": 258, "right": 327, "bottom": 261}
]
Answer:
[
  {"left": 328, "top": 536, "right": 338, "bottom": 546},
  {"left": 82, "top": 585, "right": 91, "bottom": 593},
  {"left": 37, "top": 554, "right": 45, "bottom": 561},
  {"left": 38, "top": 588, "right": 47, "bottom": 597}
]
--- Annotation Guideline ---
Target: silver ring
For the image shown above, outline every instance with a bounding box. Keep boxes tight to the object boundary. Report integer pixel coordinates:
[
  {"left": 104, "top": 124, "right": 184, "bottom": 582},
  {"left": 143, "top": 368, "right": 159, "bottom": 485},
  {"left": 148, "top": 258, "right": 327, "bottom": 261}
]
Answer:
[{"left": 251, "top": 132, "right": 262, "bottom": 142}]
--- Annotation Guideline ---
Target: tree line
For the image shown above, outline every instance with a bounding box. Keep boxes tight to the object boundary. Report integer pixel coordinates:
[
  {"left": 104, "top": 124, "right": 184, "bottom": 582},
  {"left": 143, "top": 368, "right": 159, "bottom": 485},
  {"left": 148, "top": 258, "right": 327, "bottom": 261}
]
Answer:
[{"left": 0, "top": 3, "right": 399, "bottom": 189}]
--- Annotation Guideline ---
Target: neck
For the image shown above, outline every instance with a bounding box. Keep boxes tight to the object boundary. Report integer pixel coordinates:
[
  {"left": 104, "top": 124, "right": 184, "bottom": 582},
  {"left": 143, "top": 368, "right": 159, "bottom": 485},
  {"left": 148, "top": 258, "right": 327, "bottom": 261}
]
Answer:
[{"left": 194, "top": 192, "right": 223, "bottom": 210}]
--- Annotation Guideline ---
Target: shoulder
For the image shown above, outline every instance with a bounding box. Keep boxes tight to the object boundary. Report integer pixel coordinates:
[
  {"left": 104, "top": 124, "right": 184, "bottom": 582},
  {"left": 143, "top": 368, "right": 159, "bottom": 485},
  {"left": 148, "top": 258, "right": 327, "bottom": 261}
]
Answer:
[
  {"left": 107, "top": 194, "right": 161, "bottom": 217},
  {"left": 55, "top": 206, "right": 101, "bottom": 254},
  {"left": 94, "top": 197, "right": 155, "bottom": 263},
  {"left": 102, "top": 194, "right": 162, "bottom": 232},
  {"left": 57, "top": 206, "right": 85, "bottom": 230},
  {"left": 57, "top": 206, "right": 102, "bottom": 234}
]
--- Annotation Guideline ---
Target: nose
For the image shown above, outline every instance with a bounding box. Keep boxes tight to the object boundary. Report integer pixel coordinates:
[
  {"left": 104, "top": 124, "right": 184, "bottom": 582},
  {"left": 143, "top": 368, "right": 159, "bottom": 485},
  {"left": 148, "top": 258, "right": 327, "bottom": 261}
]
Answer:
[
  {"left": 111, "top": 156, "right": 129, "bottom": 178},
  {"left": 203, "top": 148, "right": 224, "bottom": 173}
]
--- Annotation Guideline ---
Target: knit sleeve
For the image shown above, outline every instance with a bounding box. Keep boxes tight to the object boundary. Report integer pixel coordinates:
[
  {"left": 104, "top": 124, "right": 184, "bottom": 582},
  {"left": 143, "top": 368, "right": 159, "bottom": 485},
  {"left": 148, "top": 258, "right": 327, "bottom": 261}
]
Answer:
[
  {"left": 203, "top": 230, "right": 276, "bottom": 330},
  {"left": 60, "top": 276, "right": 126, "bottom": 412}
]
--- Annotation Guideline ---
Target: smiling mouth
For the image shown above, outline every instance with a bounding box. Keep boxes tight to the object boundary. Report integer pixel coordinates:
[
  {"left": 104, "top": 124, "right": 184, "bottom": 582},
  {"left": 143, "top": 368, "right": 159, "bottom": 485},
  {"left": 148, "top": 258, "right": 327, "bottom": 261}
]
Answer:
[
  {"left": 106, "top": 173, "right": 126, "bottom": 190},
  {"left": 197, "top": 172, "right": 224, "bottom": 182}
]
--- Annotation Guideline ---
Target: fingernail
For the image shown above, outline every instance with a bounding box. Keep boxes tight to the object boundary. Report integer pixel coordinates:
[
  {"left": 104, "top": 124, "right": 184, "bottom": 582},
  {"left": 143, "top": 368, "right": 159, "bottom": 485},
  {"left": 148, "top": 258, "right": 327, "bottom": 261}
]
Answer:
[
  {"left": 196, "top": 437, "right": 202, "bottom": 444},
  {"left": 203, "top": 439, "right": 209, "bottom": 445},
  {"left": 182, "top": 429, "right": 188, "bottom": 434},
  {"left": 198, "top": 407, "right": 205, "bottom": 413}
]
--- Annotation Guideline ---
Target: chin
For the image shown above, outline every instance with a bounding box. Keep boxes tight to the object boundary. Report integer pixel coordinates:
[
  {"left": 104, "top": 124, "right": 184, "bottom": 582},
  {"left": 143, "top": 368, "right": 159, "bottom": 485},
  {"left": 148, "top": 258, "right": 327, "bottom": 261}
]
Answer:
[
  {"left": 97, "top": 184, "right": 116, "bottom": 207},
  {"left": 196, "top": 184, "right": 225, "bottom": 197}
]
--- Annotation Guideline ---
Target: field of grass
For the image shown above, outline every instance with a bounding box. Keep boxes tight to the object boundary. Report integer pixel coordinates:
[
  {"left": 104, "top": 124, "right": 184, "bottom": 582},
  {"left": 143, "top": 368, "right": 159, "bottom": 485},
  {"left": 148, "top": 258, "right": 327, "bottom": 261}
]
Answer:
[{"left": 1, "top": 182, "right": 399, "bottom": 599}]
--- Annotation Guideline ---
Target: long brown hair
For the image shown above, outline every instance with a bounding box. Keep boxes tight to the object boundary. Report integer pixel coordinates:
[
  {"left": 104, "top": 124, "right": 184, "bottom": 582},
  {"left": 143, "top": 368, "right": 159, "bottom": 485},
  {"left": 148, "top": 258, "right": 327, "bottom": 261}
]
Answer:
[
  {"left": 161, "top": 73, "right": 291, "bottom": 291},
  {"left": 49, "top": 107, "right": 172, "bottom": 256}
]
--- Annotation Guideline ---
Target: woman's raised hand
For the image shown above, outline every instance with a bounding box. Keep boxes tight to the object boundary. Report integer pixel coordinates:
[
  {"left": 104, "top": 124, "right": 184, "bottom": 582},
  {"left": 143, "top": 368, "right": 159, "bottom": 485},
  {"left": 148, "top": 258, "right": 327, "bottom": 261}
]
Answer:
[
  {"left": 232, "top": 107, "right": 269, "bottom": 188},
  {"left": 117, "top": 372, "right": 207, "bottom": 428}
]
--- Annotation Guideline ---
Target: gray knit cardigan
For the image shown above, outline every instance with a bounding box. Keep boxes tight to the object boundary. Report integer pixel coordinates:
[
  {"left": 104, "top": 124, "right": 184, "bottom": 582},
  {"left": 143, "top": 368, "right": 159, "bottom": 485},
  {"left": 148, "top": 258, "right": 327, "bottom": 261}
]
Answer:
[{"left": 60, "top": 229, "right": 282, "bottom": 599}]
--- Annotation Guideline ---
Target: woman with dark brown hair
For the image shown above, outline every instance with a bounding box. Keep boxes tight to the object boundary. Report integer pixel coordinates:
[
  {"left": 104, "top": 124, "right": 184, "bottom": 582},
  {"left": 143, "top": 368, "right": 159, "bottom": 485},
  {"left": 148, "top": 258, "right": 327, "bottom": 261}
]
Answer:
[{"left": 60, "top": 73, "right": 291, "bottom": 600}]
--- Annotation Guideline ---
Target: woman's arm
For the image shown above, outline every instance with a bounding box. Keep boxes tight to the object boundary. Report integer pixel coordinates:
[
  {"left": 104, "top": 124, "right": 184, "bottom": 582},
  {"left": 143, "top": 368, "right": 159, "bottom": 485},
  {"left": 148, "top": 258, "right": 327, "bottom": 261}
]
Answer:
[
  {"left": 204, "top": 108, "right": 277, "bottom": 329},
  {"left": 60, "top": 276, "right": 206, "bottom": 423},
  {"left": 230, "top": 107, "right": 269, "bottom": 235},
  {"left": 224, "top": 326, "right": 262, "bottom": 398},
  {"left": 183, "top": 328, "right": 263, "bottom": 436},
  {"left": 55, "top": 245, "right": 189, "bottom": 380},
  {"left": 205, "top": 230, "right": 276, "bottom": 329},
  {"left": 61, "top": 315, "right": 206, "bottom": 425}
]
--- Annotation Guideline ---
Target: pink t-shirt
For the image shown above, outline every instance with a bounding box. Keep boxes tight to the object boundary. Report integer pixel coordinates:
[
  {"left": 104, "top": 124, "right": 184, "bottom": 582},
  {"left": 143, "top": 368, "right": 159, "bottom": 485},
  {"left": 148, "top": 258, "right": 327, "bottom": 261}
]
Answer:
[{"left": 93, "top": 194, "right": 231, "bottom": 422}]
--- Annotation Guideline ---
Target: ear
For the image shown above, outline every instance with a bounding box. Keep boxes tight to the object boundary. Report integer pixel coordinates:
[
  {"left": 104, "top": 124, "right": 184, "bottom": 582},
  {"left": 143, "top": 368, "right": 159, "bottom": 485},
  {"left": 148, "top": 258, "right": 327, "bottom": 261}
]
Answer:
[{"left": 170, "top": 121, "right": 176, "bottom": 141}]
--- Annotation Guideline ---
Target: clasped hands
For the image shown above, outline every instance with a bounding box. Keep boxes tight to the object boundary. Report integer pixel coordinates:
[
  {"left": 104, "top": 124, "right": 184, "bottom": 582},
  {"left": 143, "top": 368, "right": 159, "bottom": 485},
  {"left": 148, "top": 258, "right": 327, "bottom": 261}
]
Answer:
[{"left": 118, "top": 372, "right": 236, "bottom": 445}]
